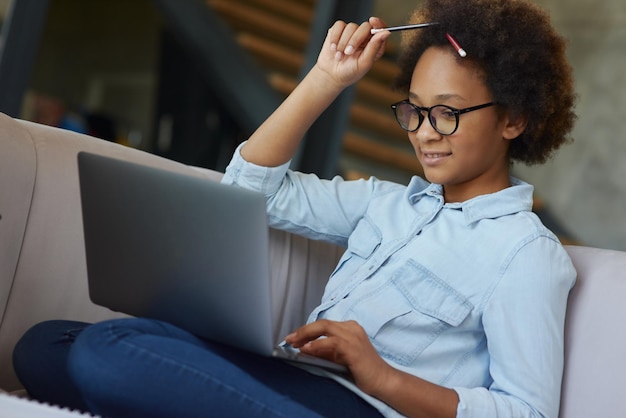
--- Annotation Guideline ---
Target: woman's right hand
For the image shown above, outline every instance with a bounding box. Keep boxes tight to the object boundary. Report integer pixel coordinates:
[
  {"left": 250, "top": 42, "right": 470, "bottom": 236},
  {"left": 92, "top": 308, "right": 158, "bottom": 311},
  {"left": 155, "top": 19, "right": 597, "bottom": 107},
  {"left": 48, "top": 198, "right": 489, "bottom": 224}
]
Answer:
[
  {"left": 239, "top": 18, "right": 389, "bottom": 167},
  {"left": 316, "top": 17, "right": 390, "bottom": 89}
]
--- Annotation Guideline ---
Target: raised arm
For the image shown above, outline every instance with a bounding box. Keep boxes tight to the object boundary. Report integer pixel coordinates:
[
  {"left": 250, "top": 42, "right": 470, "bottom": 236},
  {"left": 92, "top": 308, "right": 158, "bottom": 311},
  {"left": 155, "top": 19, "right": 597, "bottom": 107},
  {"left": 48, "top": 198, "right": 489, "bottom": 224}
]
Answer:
[{"left": 240, "top": 17, "right": 390, "bottom": 167}]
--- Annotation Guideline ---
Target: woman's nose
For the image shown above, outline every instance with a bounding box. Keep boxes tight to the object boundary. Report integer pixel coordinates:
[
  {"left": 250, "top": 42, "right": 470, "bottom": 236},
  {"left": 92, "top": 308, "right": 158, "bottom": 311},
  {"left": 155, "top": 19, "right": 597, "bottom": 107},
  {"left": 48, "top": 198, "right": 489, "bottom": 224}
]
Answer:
[{"left": 410, "top": 117, "right": 442, "bottom": 146}]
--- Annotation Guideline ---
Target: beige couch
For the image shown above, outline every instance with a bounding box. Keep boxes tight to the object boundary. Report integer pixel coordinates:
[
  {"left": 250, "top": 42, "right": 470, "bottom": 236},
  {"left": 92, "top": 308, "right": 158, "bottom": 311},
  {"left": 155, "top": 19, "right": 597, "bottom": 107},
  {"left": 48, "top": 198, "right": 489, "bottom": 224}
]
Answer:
[{"left": 1, "top": 113, "right": 624, "bottom": 417}]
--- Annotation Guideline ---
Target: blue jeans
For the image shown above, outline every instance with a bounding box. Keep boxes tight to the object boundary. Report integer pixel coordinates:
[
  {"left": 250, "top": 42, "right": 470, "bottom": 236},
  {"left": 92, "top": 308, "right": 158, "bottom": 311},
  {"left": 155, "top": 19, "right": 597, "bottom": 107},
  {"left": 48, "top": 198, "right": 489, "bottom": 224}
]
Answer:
[{"left": 13, "top": 318, "right": 382, "bottom": 418}]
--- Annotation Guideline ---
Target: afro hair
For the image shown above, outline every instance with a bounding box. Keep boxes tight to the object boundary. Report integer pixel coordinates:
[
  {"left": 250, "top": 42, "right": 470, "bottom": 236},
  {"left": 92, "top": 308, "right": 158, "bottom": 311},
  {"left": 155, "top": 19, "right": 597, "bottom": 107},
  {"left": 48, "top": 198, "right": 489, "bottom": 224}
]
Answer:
[{"left": 393, "top": 0, "right": 577, "bottom": 165}]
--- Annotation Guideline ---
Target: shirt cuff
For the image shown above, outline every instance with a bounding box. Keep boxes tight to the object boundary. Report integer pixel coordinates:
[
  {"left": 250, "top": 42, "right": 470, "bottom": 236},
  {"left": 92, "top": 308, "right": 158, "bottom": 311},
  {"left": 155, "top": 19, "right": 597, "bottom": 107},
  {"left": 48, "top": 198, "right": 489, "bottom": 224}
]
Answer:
[
  {"left": 221, "top": 141, "right": 291, "bottom": 196},
  {"left": 454, "top": 387, "right": 490, "bottom": 418}
]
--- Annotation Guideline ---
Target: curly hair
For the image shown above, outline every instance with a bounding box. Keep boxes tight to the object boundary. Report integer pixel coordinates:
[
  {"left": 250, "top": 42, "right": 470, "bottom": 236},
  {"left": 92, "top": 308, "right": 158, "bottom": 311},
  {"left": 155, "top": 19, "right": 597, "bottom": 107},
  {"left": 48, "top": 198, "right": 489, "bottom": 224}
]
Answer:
[{"left": 393, "top": 0, "right": 577, "bottom": 165}]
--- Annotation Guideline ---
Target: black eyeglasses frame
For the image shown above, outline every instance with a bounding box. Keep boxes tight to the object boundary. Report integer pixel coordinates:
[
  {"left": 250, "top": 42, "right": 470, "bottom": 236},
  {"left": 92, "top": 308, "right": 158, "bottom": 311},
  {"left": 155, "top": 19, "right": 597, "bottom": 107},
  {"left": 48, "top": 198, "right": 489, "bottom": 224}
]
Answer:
[{"left": 390, "top": 100, "right": 496, "bottom": 135}]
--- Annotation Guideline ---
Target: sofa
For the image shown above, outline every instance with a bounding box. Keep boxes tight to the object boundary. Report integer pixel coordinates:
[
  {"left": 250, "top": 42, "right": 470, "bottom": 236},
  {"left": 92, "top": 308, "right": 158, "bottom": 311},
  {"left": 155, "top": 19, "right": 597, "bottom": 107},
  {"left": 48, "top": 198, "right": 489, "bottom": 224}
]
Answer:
[{"left": 0, "top": 112, "right": 624, "bottom": 417}]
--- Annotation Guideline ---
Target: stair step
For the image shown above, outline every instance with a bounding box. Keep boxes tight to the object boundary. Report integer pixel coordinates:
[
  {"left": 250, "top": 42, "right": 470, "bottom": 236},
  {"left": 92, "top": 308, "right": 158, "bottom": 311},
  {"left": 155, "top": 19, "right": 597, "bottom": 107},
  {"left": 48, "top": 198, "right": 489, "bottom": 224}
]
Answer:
[
  {"left": 238, "top": 33, "right": 303, "bottom": 76},
  {"left": 207, "top": 0, "right": 310, "bottom": 49}
]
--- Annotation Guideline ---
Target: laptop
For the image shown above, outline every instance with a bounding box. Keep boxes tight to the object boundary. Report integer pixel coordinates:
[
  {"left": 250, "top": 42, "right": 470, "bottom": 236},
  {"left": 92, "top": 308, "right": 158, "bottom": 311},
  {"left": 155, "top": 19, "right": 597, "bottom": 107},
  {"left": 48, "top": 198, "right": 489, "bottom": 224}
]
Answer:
[{"left": 77, "top": 151, "right": 347, "bottom": 374}]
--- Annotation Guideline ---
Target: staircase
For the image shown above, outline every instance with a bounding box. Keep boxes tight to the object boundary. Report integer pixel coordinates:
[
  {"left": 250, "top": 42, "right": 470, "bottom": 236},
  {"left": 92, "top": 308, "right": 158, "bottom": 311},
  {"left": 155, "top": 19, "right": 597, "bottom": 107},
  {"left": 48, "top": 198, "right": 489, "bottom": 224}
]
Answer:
[{"left": 206, "top": 0, "right": 422, "bottom": 183}]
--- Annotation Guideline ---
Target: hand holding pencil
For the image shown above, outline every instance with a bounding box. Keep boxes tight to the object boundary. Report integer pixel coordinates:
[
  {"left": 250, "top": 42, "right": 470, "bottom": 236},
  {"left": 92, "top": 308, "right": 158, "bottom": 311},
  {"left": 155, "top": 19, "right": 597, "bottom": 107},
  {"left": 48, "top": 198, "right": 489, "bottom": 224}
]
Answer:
[{"left": 371, "top": 22, "right": 467, "bottom": 57}]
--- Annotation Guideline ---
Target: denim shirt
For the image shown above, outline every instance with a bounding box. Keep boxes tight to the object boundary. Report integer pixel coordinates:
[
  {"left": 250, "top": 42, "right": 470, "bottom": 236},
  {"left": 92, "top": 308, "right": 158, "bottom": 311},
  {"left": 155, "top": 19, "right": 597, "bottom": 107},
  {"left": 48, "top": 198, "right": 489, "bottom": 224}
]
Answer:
[{"left": 223, "top": 144, "right": 576, "bottom": 418}]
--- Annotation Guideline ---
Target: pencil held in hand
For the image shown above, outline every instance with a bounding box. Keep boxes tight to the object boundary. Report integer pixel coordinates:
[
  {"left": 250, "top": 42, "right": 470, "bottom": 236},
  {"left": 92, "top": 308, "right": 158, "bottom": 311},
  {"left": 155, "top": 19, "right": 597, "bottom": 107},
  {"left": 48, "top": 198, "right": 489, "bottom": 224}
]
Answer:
[
  {"left": 370, "top": 22, "right": 439, "bottom": 35},
  {"left": 370, "top": 22, "right": 467, "bottom": 58}
]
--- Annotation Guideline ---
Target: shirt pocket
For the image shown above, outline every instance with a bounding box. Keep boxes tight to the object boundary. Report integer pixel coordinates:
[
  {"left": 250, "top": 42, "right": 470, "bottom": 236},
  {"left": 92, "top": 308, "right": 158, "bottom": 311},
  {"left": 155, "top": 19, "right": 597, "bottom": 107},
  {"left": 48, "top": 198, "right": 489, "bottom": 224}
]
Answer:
[
  {"left": 347, "top": 259, "right": 473, "bottom": 366},
  {"left": 329, "top": 217, "right": 381, "bottom": 278}
]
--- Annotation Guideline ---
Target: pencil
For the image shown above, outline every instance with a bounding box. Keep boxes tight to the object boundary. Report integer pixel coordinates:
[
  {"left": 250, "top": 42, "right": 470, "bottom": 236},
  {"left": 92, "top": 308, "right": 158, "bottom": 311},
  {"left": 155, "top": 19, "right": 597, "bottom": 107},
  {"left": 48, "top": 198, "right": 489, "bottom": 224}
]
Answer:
[
  {"left": 370, "top": 22, "right": 439, "bottom": 35},
  {"left": 445, "top": 33, "right": 467, "bottom": 57}
]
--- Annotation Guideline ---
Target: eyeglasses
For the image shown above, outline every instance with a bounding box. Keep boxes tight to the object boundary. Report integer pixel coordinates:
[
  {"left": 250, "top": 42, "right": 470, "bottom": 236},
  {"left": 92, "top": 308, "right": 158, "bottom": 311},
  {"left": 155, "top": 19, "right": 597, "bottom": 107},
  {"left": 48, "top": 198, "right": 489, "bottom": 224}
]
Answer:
[{"left": 391, "top": 100, "right": 496, "bottom": 135}]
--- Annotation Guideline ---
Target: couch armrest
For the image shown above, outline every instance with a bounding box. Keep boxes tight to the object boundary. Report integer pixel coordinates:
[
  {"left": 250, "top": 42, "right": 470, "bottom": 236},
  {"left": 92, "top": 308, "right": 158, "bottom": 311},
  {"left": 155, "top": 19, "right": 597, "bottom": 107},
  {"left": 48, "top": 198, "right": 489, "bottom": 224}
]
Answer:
[
  {"left": 0, "top": 115, "right": 226, "bottom": 390},
  {"left": 0, "top": 114, "right": 36, "bottom": 338},
  {"left": 561, "top": 245, "right": 626, "bottom": 418}
]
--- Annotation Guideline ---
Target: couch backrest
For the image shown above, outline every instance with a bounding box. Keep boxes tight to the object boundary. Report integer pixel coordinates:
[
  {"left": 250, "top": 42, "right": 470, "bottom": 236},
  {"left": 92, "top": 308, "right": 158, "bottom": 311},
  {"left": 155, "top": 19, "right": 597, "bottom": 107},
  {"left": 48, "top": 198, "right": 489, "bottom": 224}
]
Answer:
[
  {"left": 560, "top": 245, "right": 626, "bottom": 418},
  {"left": 0, "top": 113, "right": 37, "bottom": 327}
]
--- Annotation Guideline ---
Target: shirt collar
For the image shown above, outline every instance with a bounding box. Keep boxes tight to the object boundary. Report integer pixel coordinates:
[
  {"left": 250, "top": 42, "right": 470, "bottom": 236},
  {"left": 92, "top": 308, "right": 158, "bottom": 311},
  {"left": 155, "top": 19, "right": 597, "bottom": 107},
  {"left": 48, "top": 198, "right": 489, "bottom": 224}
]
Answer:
[{"left": 406, "top": 177, "right": 534, "bottom": 224}]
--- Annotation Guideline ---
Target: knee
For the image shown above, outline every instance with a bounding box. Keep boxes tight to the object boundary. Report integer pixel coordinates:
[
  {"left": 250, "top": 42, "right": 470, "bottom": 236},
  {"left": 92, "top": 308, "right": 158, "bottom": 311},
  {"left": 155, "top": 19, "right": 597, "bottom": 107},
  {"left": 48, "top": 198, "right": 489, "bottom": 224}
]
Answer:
[
  {"left": 12, "top": 320, "right": 91, "bottom": 408},
  {"left": 66, "top": 319, "right": 127, "bottom": 385},
  {"left": 66, "top": 317, "right": 168, "bottom": 389},
  {"left": 13, "top": 320, "right": 90, "bottom": 378},
  {"left": 66, "top": 317, "right": 184, "bottom": 413}
]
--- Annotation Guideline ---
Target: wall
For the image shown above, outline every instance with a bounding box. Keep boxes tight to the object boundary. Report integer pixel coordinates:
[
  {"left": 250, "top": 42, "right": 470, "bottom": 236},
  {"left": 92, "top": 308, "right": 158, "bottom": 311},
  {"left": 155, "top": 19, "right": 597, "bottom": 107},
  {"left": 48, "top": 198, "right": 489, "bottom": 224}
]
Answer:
[{"left": 514, "top": 0, "right": 626, "bottom": 251}]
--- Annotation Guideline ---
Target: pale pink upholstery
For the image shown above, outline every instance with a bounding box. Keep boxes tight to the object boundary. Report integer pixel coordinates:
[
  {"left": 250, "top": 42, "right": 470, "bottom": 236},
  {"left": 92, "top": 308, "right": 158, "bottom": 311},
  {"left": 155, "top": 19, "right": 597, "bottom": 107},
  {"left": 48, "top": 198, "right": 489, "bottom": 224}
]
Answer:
[
  {"left": 0, "top": 114, "right": 624, "bottom": 417},
  {"left": 560, "top": 245, "right": 626, "bottom": 418}
]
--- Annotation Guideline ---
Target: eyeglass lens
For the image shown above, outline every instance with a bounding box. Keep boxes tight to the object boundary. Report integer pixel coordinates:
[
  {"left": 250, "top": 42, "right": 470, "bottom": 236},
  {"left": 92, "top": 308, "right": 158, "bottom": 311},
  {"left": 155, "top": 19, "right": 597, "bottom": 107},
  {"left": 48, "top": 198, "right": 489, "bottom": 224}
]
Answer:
[{"left": 394, "top": 102, "right": 458, "bottom": 135}]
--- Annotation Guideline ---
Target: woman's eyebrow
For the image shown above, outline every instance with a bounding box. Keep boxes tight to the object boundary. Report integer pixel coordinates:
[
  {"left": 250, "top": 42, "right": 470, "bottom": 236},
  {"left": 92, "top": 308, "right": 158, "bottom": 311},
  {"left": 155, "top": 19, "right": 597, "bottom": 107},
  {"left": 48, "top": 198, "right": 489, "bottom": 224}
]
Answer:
[{"left": 408, "top": 91, "right": 467, "bottom": 102}]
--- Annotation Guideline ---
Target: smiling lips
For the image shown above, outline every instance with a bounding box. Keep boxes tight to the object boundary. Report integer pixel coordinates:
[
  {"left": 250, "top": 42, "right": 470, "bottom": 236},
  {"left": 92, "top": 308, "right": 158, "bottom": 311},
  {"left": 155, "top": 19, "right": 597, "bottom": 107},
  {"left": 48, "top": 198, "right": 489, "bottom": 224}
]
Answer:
[{"left": 421, "top": 150, "right": 452, "bottom": 164}]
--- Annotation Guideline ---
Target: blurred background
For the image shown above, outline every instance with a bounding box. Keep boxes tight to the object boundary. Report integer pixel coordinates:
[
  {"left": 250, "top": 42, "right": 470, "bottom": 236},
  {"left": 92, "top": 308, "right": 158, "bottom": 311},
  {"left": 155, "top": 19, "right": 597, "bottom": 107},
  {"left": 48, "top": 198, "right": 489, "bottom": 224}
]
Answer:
[{"left": 0, "top": 0, "right": 624, "bottom": 251}]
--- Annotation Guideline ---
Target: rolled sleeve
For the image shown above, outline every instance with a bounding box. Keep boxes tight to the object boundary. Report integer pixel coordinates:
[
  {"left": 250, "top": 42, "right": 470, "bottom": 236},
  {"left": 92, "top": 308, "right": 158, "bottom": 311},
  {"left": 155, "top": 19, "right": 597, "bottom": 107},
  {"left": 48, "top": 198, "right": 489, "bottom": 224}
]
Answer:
[{"left": 221, "top": 142, "right": 291, "bottom": 196}]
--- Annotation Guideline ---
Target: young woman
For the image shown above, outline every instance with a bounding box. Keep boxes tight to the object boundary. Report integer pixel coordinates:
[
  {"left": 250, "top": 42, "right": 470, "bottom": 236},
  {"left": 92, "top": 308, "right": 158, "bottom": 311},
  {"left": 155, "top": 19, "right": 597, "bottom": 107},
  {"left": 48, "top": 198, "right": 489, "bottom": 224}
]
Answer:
[{"left": 13, "top": 1, "right": 577, "bottom": 417}]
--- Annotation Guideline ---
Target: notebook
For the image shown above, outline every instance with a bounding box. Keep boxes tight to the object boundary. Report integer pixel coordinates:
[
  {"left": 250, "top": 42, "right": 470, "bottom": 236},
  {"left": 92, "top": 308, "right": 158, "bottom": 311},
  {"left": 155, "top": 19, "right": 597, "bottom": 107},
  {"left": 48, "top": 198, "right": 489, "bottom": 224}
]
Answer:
[{"left": 77, "top": 152, "right": 347, "bottom": 374}]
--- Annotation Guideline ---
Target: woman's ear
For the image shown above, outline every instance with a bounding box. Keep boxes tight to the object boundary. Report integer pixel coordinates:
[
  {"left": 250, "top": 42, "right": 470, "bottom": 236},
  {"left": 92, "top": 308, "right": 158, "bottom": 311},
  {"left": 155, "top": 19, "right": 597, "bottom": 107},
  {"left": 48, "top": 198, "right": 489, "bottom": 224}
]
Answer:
[{"left": 502, "top": 111, "right": 528, "bottom": 140}]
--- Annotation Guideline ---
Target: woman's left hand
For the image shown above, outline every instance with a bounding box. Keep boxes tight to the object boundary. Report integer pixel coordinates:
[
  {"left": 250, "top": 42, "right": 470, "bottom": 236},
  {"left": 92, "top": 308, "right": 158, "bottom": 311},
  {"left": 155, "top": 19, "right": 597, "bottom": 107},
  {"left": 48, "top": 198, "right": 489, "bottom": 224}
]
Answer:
[{"left": 285, "top": 319, "right": 392, "bottom": 396}]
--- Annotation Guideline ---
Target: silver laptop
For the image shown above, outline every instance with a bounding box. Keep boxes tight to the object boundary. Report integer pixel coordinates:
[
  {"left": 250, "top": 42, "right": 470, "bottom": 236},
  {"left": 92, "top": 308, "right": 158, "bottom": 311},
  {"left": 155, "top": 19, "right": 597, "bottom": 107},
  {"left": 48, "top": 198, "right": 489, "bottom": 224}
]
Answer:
[{"left": 77, "top": 152, "right": 347, "bottom": 374}]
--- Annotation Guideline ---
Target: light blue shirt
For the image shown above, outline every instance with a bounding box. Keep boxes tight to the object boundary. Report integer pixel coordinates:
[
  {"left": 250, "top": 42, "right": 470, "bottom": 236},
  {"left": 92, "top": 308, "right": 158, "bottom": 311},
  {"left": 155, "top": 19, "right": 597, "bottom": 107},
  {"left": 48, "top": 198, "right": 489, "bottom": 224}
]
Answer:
[{"left": 223, "top": 144, "right": 576, "bottom": 418}]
